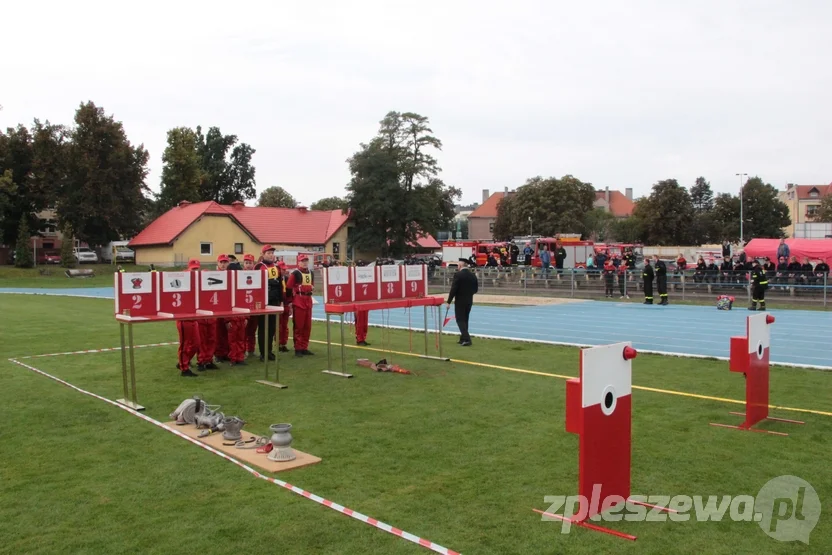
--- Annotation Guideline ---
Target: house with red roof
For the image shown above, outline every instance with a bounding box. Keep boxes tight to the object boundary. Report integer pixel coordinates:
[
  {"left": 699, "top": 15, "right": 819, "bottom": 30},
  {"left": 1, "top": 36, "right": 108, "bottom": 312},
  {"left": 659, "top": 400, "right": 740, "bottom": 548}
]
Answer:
[
  {"left": 468, "top": 189, "right": 510, "bottom": 240},
  {"left": 467, "top": 186, "right": 636, "bottom": 241},
  {"left": 779, "top": 183, "right": 832, "bottom": 238},
  {"left": 128, "top": 200, "right": 440, "bottom": 266},
  {"left": 594, "top": 187, "right": 635, "bottom": 218}
]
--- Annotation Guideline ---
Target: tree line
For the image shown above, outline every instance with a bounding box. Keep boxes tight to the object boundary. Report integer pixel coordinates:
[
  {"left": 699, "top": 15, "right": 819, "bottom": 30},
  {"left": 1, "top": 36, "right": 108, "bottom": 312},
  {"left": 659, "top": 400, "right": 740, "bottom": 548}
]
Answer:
[
  {"left": 0, "top": 103, "right": 461, "bottom": 266},
  {"left": 0, "top": 101, "right": 262, "bottom": 267},
  {"left": 493, "top": 175, "right": 795, "bottom": 246}
]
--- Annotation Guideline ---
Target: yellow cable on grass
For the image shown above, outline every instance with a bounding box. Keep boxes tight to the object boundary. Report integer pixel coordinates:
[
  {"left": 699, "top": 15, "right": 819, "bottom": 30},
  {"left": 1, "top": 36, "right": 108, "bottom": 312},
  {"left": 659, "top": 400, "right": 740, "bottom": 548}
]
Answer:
[{"left": 309, "top": 340, "right": 832, "bottom": 418}]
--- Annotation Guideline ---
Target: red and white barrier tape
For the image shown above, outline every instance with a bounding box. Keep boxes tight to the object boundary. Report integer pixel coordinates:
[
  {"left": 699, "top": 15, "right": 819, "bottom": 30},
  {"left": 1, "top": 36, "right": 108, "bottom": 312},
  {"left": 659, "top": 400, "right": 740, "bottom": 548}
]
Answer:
[
  {"left": 7, "top": 357, "right": 461, "bottom": 555},
  {"left": 18, "top": 342, "right": 178, "bottom": 360}
]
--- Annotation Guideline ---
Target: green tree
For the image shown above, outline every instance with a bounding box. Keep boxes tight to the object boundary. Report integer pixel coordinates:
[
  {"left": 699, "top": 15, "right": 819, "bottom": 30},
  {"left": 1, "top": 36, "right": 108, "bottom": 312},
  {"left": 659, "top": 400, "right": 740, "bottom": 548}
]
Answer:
[
  {"left": 492, "top": 195, "right": 515, "bottom": 240},
  {"left": 816, "top": 195, "right": 832, "bottom": 222},
  {"left": 739, "top": 176, "right": 791, "bottom": 240},
  {"left": 156, "top": 127, "right": 203, "bottom": 213},
  {"left": 633, "top": 179, "right": 696, "bottom": 245},
  {"left": 346, "top": 111, "right": 460, "bottom": 257},
  {"left": 60, "top": 224, "right": 76, "bottom": 268},
  {"left": 0, "top": 125, "right": 35, "bottom": 245},
  {"left": 257, "top": 186, "right": 297, "bottom": 208},
  {"left": 584, "top": 207, "right": 616, "bottom": 241},
  {"left": 610, "top": 215, "right": 645, "bottom": 243},
  {"left": 310, "top": 196, "right": 348, "bottom": 211},
  {"left": 58, "top": 102, "right": 150, "bottom": 247},
  {"left": 711, "top": 193, "right": 741, "bottom": 242},
  {"left": 14, "top": 216, "right": 33, "bottom": 268},
  {"left": 195, "top": 126, "right": 257, "bottom": 204},
  {"left": 492, "top": 175, "right": 596, "bottom": 238},
  {"left": 690, "top": 177, "right": 714, "bottom": 211},
  {"left": 0, "top": 169, "right": 18, "bottom": 227}
]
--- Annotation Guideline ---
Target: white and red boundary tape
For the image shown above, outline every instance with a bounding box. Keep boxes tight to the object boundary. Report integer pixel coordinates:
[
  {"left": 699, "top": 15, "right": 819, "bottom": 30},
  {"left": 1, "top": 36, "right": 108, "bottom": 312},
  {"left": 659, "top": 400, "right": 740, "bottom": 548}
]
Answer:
[
  {"left": 6, "top": 357, "right": 461, "bottom": 555},
  {"left": 18, "top": 342, "right": 178, "bottom": 360}
]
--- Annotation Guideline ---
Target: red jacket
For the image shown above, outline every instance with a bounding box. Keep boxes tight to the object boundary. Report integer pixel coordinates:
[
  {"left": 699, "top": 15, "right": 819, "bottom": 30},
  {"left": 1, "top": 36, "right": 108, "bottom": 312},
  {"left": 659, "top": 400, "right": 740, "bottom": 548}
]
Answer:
[{"left": 286, "top": 268, "right": 314, "bottom": 308}]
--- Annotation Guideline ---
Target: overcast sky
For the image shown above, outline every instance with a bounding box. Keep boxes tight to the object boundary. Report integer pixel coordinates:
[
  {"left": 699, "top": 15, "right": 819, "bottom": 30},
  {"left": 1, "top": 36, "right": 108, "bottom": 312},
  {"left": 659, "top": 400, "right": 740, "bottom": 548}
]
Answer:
[{"left": 2, "top": 0, "right": 831, "bottom": 207}]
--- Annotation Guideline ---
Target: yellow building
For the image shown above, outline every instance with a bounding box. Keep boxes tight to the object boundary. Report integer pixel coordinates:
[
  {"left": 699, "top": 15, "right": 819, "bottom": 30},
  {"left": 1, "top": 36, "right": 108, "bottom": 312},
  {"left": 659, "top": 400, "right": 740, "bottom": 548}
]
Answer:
[
  {"left": 779, "top": 183, "right": 831, "bottom": 237},
  {"left": 129, "top": 201, "right": 357, "bottom": 266}
]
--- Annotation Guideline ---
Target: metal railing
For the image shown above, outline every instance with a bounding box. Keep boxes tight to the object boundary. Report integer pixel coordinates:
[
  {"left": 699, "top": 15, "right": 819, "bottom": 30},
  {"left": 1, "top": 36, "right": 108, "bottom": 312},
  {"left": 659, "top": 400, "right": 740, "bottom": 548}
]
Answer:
[{"left": 430, "top": 266, "right": 830, "bottom": 308}]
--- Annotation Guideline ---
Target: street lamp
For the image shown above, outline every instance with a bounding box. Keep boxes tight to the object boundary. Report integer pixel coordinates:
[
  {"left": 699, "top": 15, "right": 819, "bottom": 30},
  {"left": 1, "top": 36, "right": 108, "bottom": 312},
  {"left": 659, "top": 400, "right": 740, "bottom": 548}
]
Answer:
[
  {"left": 528, "top": 216, "right": 532, "bottom": 236},
  {"left": 736, "top": 173, "right": 747, "bottom": 244}
]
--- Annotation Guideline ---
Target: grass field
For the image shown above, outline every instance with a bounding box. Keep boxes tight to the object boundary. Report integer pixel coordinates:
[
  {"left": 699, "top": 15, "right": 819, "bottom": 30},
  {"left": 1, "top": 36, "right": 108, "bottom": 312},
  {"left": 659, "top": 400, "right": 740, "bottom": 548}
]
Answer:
[{"left": 1, "top": 293, "right": 830, "bottom": 554}]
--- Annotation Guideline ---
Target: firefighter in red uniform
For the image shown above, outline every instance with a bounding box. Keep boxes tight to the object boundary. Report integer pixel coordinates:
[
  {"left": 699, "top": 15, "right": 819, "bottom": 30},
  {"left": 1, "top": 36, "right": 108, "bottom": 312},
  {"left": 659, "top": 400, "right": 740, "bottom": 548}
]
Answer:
[
  {"left": 176, "top": 259, "right": 202, "bottom": 377},
  {"left": 254, "top": 245, "right": 283, "bottom": 361},
  {"left": 355, "top": 310, "right": 370, "bottom": 346},
  {"left": 287, "top": 254, "right": 315, "bottom": 356},
  {"left": 214, "top": 254, "right": 231, "bottom": 362},
  {"left": 243, "top": 254, "right": 258, "bottom": 357},
  {"left": 278, "top": 261, "right": 292, "bottom": 352},
  {"left": 226, "top": 256, "right": 249, "bottom": 367},
  {"left": 197, "top": 256, "right": 223, "bottom": 371}
]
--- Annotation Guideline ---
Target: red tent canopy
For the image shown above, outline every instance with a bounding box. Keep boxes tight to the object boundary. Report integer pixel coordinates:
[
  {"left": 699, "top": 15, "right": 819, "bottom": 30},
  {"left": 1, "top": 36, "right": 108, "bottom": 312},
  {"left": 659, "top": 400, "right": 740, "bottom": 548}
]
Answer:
[{"left": 744, "top": 238, "right": 832, "bottom": 265}]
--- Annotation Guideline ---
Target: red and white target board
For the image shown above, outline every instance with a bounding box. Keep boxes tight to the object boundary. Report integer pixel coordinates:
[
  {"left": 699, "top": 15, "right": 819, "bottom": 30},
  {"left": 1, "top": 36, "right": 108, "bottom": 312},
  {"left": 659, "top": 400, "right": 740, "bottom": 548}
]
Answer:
[
  {"left": 198, "top": 270, "right": 233, "bottom": 313},
  {"left": 403, "top": 265, "right": 427, "bottom": 298},
  {"left": 158, "top": 271, "right": 197, "bottom": 316},
  {"left": 379, "top": 265, "right": 403, "bottom": 299},
  {"left": 353, "top": 266, "right": 379, "bottom": 302},
  {"left": 711, "top": 313, "right": 803, "bottom": 435},
  {"left": 234, "top": 270, "right": 267, "bottom": 311},
  {"left": 114, "top": 272, "right": 158, "bottom": 318},
  {"left": 323, "top": 266, "right": 353, "bottom": 304},
  {"left": 543, "top": 342, "right": 671, "bottom": 540},
  {"left": 565, "top": 343, "right": 636, "bottom": 520}
]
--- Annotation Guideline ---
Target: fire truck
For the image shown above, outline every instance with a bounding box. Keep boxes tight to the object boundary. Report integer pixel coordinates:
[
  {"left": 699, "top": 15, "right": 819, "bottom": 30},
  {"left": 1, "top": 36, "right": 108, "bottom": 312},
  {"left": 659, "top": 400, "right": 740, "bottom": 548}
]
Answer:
[
  {"left": 530, "top": 235, "right": 595, "bottom": 269},
  {"left": 594, "top": 243, "right": 645, "bottom": 265},
  {"left": 441, "top": 241, "right": 478, "bottom": 268},
  {"left": 475, "top": 242, "right": 512, "bottom": 266}
]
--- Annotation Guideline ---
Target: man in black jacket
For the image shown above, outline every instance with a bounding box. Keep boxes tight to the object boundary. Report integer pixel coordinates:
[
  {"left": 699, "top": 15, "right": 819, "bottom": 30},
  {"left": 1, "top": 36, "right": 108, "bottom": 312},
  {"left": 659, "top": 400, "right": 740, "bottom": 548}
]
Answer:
[
  {"left": 447, "top": 258, "right": 479, "bottom": 346},
  {"left": 642, "top": 258, "right": 654, "bottom": 305},
  {"left": 654, "top": 255, "right": 669, "bottom": 305}
]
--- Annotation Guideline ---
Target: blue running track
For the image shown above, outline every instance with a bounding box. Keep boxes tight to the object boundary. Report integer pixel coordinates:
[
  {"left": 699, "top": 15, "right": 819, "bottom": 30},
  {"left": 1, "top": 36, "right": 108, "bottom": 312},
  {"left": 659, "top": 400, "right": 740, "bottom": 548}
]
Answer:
[{"left": 2, "top": 288, "right": 829, "bottom": 369}]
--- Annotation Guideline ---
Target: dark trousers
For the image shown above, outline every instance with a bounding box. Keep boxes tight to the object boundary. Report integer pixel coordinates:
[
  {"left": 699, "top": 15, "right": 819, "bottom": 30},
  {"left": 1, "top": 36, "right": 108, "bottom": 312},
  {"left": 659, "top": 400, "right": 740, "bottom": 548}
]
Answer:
[
  {"left": 657, "top": 276, "right": 668, "bottom": 299},
  {"left": 643, "top": 280, "right": 653, "bottom": 302},
  {"left": 752, "top": 284, "right": 766, "bottom": 305},
  {"left": 455, "top": 301, "right": 473, "bottom": 343},
  {"left": 258, "top": 314, "right": 277, "bottom": 355},
  {"left": 618, "top": 273, "right": 626, "bottom": 296}
]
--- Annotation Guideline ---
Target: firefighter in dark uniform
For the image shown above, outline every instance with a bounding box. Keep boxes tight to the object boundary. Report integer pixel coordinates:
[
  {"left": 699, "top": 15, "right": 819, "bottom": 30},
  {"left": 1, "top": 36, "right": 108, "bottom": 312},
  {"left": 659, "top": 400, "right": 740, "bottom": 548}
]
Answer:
[
  {"left": 749, "top": 259, "right": 769, "bottom": 311},
  {"left": 254, "top": 245, "right": 283, "bottom": 361},
  {"left": 654, "top": 255, "right": 668, "bottom": 305},
  {"left": 642, "top": 257, "right": 654, "bottom": 305},
  {"left": 447, "top": 257, "right": 479, "bottom": 346}
]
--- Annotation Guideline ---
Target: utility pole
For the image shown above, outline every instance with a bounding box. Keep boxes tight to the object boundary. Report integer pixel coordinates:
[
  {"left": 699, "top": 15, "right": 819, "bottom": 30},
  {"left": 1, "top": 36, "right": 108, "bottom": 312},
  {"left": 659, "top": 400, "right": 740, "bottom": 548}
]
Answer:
[{"left": 736, "top": 173, "right": 747, "bottom": 244}]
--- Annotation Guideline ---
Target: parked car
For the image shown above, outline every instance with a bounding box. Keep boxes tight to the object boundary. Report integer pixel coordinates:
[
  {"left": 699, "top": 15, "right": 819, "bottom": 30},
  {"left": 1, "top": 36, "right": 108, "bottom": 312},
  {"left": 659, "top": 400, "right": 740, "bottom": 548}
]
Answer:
[
  {"left": 38, "top": 253, "right": 61, "bottom": 265},
  {"left": 102, "top": 241, "right": 135, "bottom": 263},
  {"left": 74, "top": 247, "right": 99, "bottom": 264}
]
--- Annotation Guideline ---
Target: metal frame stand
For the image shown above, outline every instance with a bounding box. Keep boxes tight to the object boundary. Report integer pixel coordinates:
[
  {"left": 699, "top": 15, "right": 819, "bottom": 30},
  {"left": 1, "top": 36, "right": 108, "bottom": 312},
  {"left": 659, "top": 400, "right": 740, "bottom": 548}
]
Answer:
[
  {"left": 116, "top": 322, "right": 145, "bottom": 411},
  {"left": 257, "top": 311, "right": 287, "bottom": 389},
  {"left": 323, "top": 313, "right": 353, "bottom": 378},
  {"left": 419, "top": 305, "right": 450, "bottom": 362}
]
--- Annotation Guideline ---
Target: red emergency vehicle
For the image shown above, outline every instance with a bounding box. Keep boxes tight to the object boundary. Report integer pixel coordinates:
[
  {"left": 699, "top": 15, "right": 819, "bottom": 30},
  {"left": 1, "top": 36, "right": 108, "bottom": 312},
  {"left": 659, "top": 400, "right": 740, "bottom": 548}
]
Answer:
[
  {"left": 531, "top": 236, "right": 595, "bottom": 269},
  {"left": 475, "top": 242, "right": 511, "bottom": 266},
  {"left": 441, "top": 241, "right": 478, "bottom": 268}
]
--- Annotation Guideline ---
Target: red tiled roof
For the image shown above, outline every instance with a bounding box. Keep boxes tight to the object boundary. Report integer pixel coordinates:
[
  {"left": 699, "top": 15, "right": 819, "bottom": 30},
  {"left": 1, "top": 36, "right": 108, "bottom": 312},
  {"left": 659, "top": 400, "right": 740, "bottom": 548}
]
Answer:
[
  {"left": 793, "top": 184, "right": 832, "bottom": 200},
  {"left": 413, "top": 235, "right": 440, "bottom": 249},
  {"left": 595, "top": 190, "right": 634, "bottom": 217},
  {"left": 468, "top": 193, "right": 505, "bottom": 218},
  {"left": 128, "top": 201, "right": 351, "bottom": 247}
]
